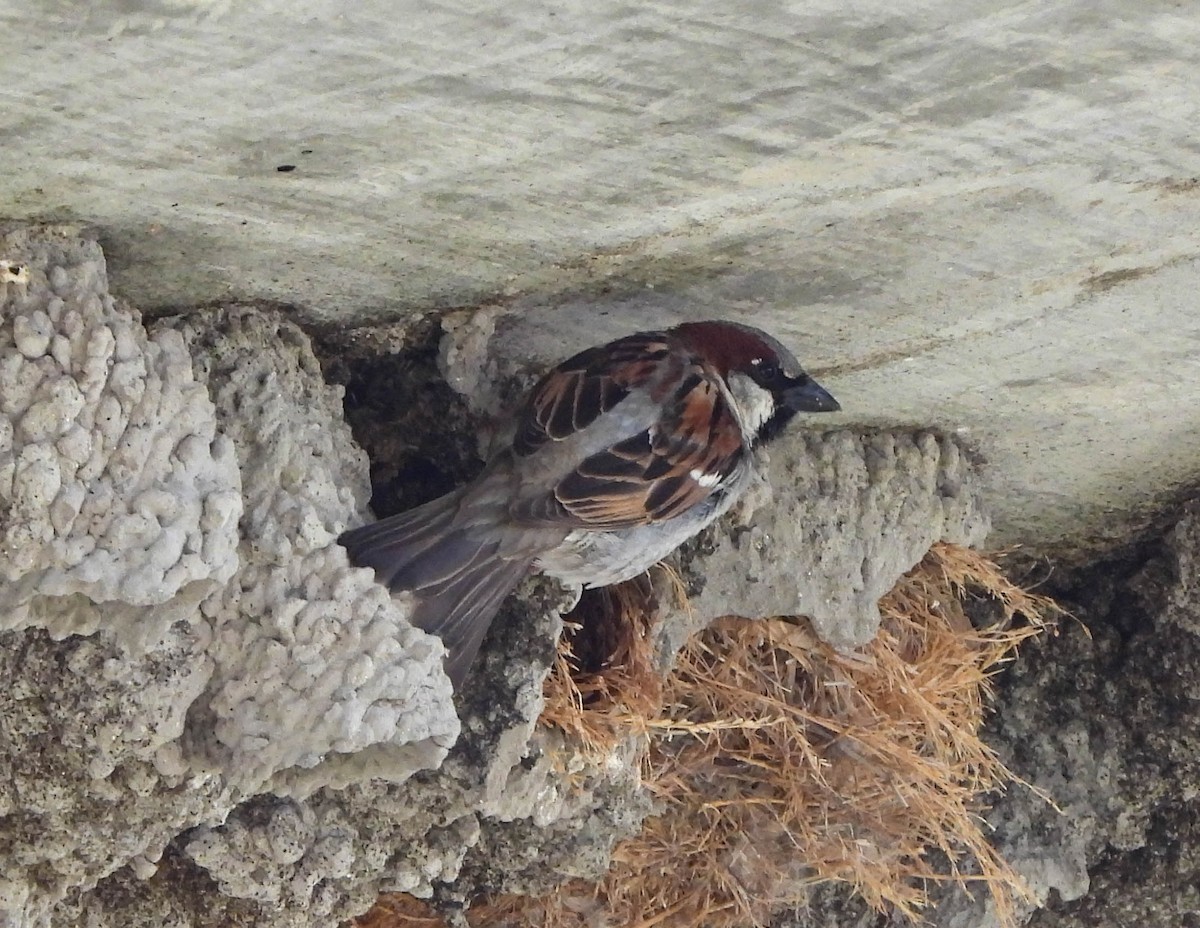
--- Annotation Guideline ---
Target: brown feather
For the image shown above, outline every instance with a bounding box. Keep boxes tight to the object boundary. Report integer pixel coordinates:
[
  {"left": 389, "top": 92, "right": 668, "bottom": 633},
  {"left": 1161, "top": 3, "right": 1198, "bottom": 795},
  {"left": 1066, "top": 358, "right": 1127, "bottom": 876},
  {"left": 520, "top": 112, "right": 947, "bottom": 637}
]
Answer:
[
  {"left": 513, "top": 333, "right": 672, "bottom": 456},
  {"left": 521, "top": 357, "right": 746, "bottom": 529}
]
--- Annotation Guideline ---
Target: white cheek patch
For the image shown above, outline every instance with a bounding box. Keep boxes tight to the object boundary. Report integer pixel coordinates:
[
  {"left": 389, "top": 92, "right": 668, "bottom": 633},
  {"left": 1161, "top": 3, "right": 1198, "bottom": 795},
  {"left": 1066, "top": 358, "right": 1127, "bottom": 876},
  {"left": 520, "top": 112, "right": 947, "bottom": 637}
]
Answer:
[
  {"left": 690, "top": 468, "right": 722, "bottom": 488},
  {"left": 724, "top": 373, "right": 776, "bottom": 437}
]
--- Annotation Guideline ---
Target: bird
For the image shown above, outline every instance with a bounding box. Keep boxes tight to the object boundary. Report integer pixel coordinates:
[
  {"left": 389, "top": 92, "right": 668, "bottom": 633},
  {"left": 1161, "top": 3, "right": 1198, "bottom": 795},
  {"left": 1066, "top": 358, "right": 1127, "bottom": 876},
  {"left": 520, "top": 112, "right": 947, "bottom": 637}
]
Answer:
[{"left": 338, "top": 320, "right": 840, "bottom": 689}]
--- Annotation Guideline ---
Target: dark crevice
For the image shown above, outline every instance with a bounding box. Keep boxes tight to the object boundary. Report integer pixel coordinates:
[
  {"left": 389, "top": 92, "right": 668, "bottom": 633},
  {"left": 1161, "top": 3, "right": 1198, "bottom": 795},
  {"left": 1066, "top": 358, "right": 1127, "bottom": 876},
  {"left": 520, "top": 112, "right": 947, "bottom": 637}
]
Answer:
[{"left": 310, "top": 316, "right": 484, "bottom": 518}]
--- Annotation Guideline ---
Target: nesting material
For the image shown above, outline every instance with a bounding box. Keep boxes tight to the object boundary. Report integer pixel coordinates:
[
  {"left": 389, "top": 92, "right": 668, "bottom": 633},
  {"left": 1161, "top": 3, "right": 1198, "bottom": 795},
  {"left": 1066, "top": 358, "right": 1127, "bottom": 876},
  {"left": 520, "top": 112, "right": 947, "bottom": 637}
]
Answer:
[{"left": 354, "top": 543, "right": 1061, "bottom": 928}]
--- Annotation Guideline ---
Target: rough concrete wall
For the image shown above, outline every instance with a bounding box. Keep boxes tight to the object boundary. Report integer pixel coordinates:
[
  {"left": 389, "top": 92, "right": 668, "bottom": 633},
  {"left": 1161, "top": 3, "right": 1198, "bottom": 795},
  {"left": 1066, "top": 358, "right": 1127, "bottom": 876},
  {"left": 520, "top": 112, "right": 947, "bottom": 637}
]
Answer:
[
  {"left": 0, "top": 225, "right": 997, "bottom": 927},
  {"left": 982, "top": 502, "right": 1200, "bottom": 928}
]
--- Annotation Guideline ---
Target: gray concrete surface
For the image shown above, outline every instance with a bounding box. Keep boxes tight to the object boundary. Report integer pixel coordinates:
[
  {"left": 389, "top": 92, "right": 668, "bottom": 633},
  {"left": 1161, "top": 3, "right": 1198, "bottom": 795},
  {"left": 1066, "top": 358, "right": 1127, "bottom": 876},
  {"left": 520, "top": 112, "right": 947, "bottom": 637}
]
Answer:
[{"left": 4, "top": 0, "right": 1200, "bottom": 554}]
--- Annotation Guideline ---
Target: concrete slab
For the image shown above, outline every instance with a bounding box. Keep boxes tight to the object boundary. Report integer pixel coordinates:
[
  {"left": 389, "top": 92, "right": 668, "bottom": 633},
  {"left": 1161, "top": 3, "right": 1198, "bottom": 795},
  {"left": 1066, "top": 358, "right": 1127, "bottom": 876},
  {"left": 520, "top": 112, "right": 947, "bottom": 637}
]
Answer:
[{"left": 3, "top": 0, "right": 1200, "bottom": 554}]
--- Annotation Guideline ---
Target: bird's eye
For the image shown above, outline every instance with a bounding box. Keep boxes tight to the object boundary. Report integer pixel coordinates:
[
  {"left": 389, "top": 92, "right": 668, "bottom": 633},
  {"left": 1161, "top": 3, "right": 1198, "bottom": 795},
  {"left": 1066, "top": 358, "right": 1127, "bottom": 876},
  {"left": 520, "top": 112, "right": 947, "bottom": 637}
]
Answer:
[{"left": 751, "top": 357, "right": 781, "bottom": 382}]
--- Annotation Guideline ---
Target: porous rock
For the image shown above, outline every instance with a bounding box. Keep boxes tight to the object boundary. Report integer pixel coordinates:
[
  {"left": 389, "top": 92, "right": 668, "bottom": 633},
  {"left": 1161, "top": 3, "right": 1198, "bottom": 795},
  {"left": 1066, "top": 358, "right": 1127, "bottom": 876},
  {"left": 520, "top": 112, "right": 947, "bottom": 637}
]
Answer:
[
  {"left": 673, "top": 428, "right": 989, "bottom": 650},
  {"left": 0, "top": 226, "right": 239, "bottom": 928},
  {"left": 908, "top": 499, "right": 1200, "bottom": 928},
  {"left": 64, "top": 575, "right": 617, "bottom": 928},
  {"left": 0, "top": 227, "right": 459, "bottom": 928},
  {"left": 1004, "top": 502, "right": 1200, "bottom": 928},
  {"left": 0, "top": 248, "right": 639, "bottom": 928},
  {"left": 0, "top": 223, "right": 241, "bottom": 645},
  {"left": 161, "top": 306, "right": 458, "bottom": 798},
  {"left": 0, "top": 624, "right": 225, "bottom": 928}
]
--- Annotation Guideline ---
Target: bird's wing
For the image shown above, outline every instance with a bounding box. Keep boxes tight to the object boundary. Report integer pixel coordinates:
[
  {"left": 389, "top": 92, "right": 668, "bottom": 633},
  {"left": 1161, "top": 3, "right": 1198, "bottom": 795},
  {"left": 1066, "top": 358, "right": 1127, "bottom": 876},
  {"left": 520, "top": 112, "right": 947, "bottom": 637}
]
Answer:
[
  {"left": 511, "top": 351, "right": 747, "bottom": 530},
  {"left": 512, "top": 331, "right": 672, "bottom": 457}
]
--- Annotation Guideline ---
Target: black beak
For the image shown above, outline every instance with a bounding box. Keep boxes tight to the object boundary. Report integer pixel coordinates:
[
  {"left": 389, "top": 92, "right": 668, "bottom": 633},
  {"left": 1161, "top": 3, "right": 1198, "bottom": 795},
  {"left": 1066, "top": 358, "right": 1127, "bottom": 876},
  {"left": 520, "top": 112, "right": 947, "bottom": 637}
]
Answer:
[{"left": 782, "top": 375, "right": 840, "bottom": 413}]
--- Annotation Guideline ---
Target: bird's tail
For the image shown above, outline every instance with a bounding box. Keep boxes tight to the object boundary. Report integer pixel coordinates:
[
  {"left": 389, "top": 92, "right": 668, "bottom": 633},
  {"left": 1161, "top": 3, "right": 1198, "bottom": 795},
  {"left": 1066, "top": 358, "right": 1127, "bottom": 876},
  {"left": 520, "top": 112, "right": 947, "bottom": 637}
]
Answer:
[{"left": 338, "top": 489, "right": 532, "bottom": 688}]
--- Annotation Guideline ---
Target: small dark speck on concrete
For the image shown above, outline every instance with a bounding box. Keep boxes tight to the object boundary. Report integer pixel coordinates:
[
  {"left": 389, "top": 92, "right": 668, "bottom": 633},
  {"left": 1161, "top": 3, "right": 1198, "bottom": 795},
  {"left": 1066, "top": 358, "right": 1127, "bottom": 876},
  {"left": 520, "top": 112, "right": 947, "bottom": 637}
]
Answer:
[
  {"left": 276, "top": 164, "right": 297, "bottom": 173},
  {"left": 301, "top": 149, "right": 313, "bottom": 155}
]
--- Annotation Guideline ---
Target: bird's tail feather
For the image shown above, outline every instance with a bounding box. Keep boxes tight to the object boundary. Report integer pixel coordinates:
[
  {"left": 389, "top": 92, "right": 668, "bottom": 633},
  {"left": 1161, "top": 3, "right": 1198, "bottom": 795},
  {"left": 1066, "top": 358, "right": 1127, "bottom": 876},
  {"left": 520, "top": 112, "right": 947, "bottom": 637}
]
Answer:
[{"left": 339, "top": 490, "right": 531, "bottom": 689}]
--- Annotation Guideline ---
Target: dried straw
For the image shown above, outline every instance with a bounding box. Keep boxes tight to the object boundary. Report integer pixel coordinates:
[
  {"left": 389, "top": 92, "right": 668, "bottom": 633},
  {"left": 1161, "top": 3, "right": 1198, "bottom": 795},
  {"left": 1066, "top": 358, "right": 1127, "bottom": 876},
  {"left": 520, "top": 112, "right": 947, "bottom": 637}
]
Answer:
[{"left": 352, "top": 544, "right": 1063, "bottom": 928}]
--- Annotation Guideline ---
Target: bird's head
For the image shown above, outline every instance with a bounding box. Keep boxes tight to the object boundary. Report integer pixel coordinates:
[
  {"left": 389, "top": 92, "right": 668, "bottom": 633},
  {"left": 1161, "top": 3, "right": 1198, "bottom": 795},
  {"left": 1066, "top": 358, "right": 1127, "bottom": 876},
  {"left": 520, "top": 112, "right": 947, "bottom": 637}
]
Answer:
[{"left": 672, "top": 320, "right": 840, "bottom": 444}]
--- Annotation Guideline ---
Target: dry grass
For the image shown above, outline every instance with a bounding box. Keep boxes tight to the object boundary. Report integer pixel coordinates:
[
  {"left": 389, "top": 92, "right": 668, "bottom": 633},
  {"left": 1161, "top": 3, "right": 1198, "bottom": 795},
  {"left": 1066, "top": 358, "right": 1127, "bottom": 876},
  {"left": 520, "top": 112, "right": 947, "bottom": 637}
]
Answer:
[
  {"left": 351, "top": 543, "right": 1063, "bottom": 928},
  {"left": 538, "top": 575, "right": 667, "bottom": 765},
  {"left": 350, "top": 893, "right": 443, "bottom": 928}
]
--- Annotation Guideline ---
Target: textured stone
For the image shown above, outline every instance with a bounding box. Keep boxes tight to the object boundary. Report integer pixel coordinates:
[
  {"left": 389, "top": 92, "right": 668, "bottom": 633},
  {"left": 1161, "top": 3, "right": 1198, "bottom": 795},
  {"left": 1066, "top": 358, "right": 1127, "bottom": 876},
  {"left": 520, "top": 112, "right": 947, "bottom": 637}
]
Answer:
[
  {"left": 0, "top": 231, "right": 460, "bottom": 928},
  {"left": 0, "top": 249, "right": 643, "bottom": 928},
  {"left": 0, "top": 224, "right": 241, "bottom": 646},
  {"left": 913, "top": 500, "right": 1200, "bottom": 928},
  {"left": 162, "top": 306, "right": 458, "bottom": 799},
  {"left": 677, "top": 428, "right": 988, "bottom": 649},
  {"left": 0, "top": 626, "right": 225, "bottom": 928}
]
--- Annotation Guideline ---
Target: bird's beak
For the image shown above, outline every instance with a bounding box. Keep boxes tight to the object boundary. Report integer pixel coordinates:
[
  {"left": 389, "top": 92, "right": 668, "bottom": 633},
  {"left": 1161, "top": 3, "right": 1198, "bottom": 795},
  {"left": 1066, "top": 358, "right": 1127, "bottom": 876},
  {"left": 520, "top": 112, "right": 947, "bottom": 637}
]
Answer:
[{"left": 783, "top": 376, "right": 840, "bottom": 413}]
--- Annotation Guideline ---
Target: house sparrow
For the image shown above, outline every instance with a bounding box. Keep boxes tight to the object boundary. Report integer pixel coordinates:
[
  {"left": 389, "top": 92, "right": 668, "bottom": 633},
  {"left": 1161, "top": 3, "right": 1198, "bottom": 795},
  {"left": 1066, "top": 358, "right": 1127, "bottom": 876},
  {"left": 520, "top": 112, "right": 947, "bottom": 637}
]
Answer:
[{"left": 339, "top": 320, "right": 840, "bottom": 688}]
